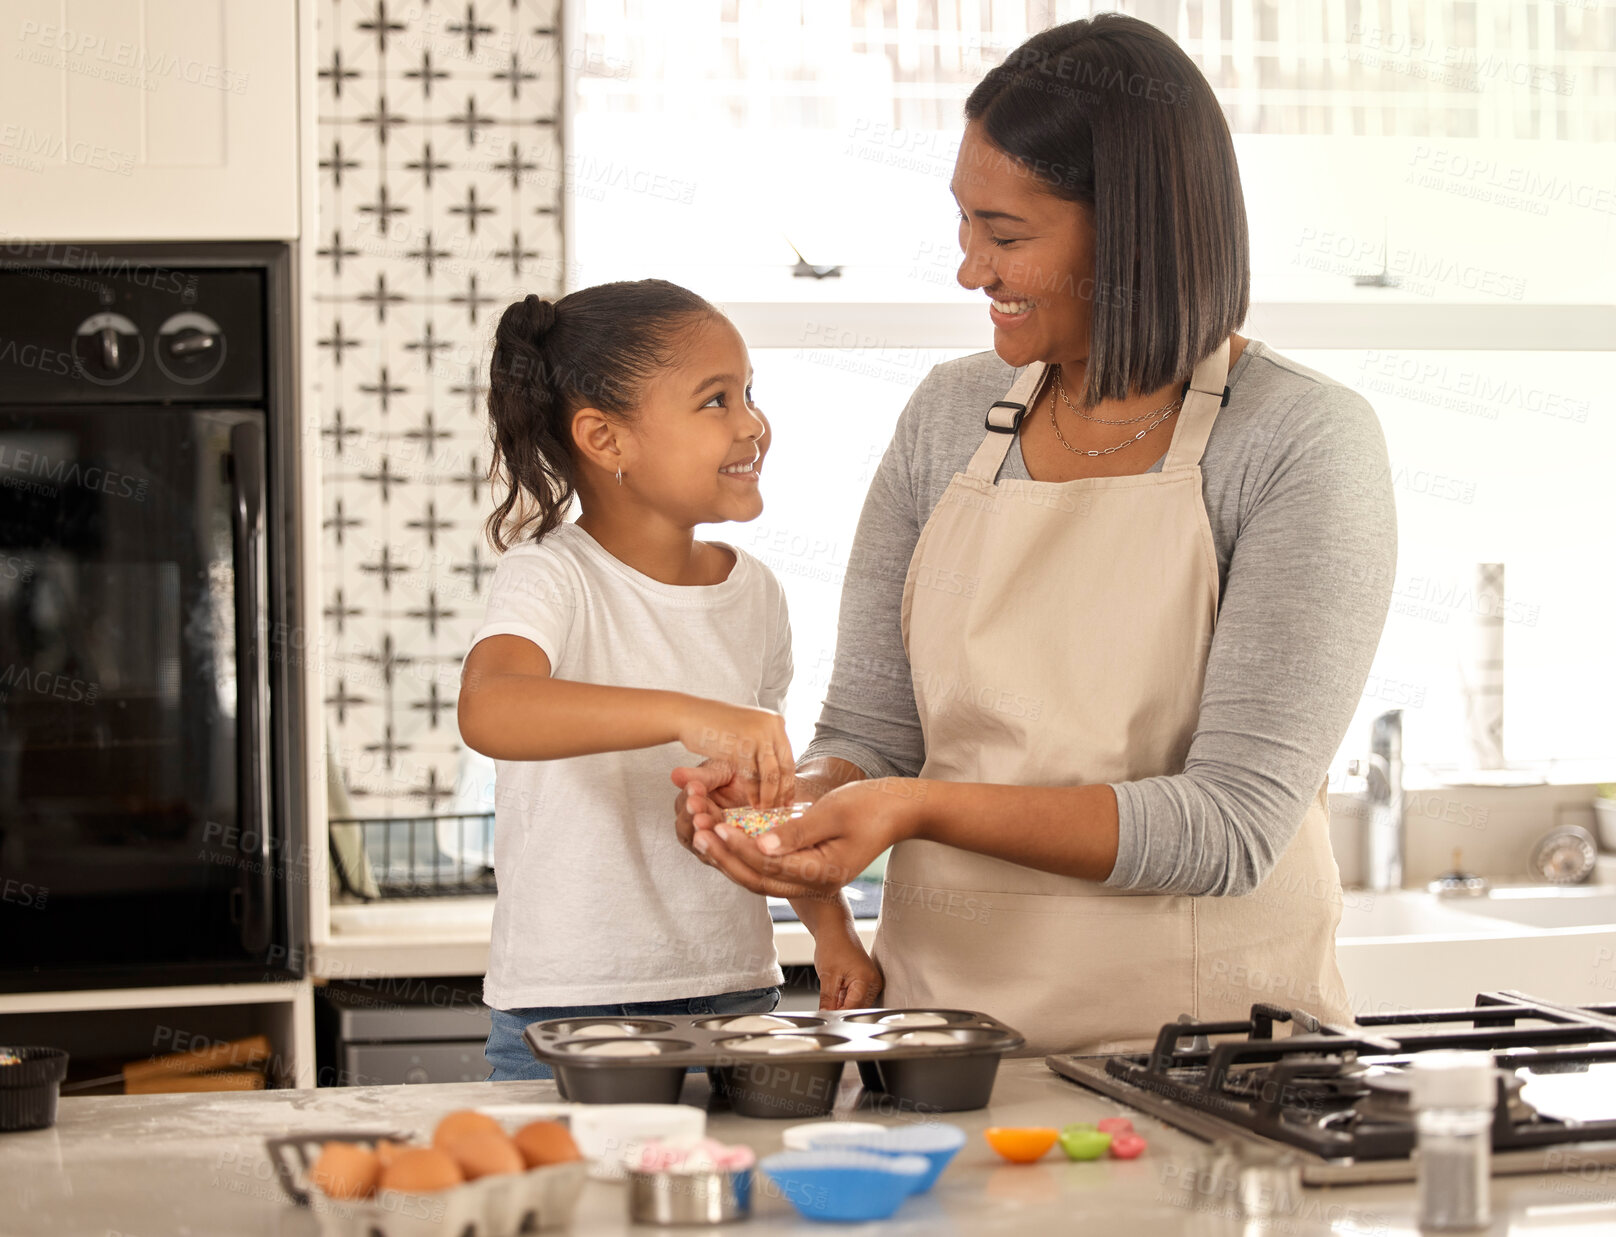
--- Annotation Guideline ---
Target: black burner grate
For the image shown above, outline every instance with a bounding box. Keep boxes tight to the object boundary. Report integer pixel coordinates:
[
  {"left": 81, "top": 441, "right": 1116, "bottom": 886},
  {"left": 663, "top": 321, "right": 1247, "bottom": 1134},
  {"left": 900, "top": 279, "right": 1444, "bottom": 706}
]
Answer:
[{"left": 1097, "top": 992, "right": 1616, "bottom": 1161}]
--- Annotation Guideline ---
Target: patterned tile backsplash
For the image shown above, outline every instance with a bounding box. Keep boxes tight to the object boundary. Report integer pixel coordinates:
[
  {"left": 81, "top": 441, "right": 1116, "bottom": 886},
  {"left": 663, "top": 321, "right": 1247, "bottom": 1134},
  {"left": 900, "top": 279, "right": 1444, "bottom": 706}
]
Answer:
[{"left": 314, "top": 0, "right": 563, "bottom": 819}]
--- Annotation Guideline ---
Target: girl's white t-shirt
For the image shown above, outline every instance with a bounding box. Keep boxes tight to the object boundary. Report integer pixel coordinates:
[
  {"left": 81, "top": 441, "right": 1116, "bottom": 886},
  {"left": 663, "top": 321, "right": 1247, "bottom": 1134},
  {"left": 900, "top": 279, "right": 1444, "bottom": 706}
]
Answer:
[{"left": 467, "top": 521, "right": 790, "bottom": 1010}]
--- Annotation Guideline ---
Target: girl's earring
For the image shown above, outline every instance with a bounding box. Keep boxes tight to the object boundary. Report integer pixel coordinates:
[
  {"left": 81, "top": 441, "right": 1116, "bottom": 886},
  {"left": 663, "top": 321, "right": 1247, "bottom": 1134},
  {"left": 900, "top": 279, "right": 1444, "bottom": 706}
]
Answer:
[{"left": 615, "top": 466, "right": 623, "bottom": 486}]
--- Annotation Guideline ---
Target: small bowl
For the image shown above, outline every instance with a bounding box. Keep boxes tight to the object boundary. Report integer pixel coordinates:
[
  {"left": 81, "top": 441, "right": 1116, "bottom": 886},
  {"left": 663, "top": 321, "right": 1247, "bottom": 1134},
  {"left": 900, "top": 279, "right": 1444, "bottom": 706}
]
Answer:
[
  {"left": 780, "top": 1121, "right": 886, "bottom": 1152},
  {"left": 721, "top": 802, "right": 810, "bottom": 838},
  {"left": 984, "top": 1126, "right": 1060, "bottom": 1164},
  {"left": 569, "top": 1104, "right": 706, "bottom": 1180},
  {"left": 0, "top": 1047, "right": 69, "bottom": 1132},
  {"left": 626, "top": 1167, "right": 752, "bottom": 1225},
  {"left": 798, "top": 1123, "right": 966, "bottom": 1193},
  {"left": 759, "top": 1149, "right": 929, "bottom": 1222}
]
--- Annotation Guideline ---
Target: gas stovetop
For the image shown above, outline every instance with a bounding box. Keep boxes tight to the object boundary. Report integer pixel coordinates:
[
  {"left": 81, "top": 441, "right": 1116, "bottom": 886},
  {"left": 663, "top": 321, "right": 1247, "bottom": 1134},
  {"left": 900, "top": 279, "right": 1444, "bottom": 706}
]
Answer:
[{"left": 1047, "top": 991, "right": 1616, "bottom": 1184}]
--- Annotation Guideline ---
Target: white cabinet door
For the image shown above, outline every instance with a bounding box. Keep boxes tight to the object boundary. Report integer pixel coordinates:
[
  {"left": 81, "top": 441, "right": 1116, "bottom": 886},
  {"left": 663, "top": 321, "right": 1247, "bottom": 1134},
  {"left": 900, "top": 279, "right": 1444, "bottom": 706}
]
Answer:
[{"left": 0, "top": 0, "right": 298, "bottom": 240}]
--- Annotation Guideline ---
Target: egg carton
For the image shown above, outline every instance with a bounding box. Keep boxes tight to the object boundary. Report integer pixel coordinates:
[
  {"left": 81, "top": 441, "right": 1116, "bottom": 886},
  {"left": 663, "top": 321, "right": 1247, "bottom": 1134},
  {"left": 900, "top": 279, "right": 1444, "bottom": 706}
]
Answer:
[
  {"left": 265, "top": 1131, "right": 587, "bottom": 1237},
  {"left": 522, "top": 1007, "right": 1025, "bottom": 1117}
]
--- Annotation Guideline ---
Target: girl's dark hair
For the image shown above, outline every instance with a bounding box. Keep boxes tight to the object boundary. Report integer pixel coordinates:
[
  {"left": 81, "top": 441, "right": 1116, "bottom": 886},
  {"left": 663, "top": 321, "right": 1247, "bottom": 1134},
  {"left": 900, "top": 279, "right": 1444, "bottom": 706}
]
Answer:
[
  {"left": 965, "top": 14, "right": 1249, "bottom": 408},
  {"left": 485, "top": 279, "right": 717, "bottom": 549}
]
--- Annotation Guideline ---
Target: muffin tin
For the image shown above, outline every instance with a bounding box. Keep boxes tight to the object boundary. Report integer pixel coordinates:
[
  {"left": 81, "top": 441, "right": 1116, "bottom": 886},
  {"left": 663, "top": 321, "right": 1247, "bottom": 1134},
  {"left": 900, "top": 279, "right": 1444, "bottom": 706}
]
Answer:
[
  {"left": 522, "top": 1009, "right": 1023, "bottom": 1118},
  {"left": 0, "top": 1046, "right": 69, "bottom": 1132}
]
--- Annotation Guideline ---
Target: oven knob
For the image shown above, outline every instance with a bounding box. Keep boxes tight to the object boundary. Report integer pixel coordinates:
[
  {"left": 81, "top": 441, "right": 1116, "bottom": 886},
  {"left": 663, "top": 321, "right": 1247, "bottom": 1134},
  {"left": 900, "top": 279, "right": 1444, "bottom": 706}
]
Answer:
[
  {"left": 155, "top": 311, "right": 226, "bottom": 383},
  {"left": 72, "top": 312, "right": 144, "bottom": 384}
]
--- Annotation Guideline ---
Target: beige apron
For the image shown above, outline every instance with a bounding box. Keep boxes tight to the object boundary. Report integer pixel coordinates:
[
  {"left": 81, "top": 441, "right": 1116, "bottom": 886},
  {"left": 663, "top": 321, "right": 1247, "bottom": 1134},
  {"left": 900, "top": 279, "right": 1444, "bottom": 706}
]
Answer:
[{"left": 875, "top": 340, "right": 1353, "bottom": 1057}]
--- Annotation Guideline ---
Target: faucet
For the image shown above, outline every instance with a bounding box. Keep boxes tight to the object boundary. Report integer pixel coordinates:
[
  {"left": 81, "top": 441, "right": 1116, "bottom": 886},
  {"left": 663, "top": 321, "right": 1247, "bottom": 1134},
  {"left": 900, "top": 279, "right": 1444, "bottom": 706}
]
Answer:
[
  {"left": 1362, "top": 709, "right": 1404, "bottom": 892},
  {"left": 1429, "top": 848, "right": 1491, "bottom": 897}
]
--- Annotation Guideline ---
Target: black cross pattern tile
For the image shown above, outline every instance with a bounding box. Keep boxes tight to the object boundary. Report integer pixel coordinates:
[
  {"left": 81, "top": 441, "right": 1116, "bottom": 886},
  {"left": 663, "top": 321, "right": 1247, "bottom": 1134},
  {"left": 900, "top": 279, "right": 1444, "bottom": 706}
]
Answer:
[
  {"left": 434, "top": 168, "right": 504, "bottom": 238},
  {"left": 316, "top": 309, "right": 367, "bottom": 370},
  {"left": 317, "top": 0, "right": 564, "bottom": 818},
  {"left": 400, "top": 315, "right": 456, "bottom": 377},
  {"left": 399, "top": 137, "right": 453, "bottom": 187}
]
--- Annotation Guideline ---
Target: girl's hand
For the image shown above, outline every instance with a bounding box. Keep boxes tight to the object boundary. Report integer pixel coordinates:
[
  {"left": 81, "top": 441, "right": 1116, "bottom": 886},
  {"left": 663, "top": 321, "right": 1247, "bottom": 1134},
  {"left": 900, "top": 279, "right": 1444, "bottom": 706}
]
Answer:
[
  {"left": 814, "top": 927, "right": 884, "bottom": 1011},
  {"left": 677, "top": 699, "right": 795, "bottom": 808},
  {"left": 670, "top": 760, "right": 755, "bottom": 858},
  {"left": 692, "top": 778, "right": 925, "bottom": 897}
]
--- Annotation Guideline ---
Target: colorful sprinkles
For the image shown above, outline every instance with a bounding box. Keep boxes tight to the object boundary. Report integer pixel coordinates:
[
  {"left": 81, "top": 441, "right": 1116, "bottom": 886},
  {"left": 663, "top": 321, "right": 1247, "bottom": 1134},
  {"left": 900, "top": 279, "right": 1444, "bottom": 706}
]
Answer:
[{"left": 722, "top": 803, "right": 809, "bottom": 838}]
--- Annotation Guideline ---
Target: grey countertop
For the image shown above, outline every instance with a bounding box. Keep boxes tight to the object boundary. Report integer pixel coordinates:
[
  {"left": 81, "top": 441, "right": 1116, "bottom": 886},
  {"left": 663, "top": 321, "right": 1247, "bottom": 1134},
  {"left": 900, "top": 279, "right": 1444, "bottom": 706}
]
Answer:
[{"left": 5, "top": 1060, "right": 1616, "bottom": 1236}]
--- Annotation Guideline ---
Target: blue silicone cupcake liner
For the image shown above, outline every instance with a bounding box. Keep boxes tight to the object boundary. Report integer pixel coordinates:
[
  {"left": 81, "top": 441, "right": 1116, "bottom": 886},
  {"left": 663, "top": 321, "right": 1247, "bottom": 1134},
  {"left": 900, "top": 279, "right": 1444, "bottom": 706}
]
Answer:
[
  {"left": 759, "top": 1149, "right": 930, "bottom": 1223},
  {"left": 799, "top": 1123, "right": 966, "bottom": 1193}
]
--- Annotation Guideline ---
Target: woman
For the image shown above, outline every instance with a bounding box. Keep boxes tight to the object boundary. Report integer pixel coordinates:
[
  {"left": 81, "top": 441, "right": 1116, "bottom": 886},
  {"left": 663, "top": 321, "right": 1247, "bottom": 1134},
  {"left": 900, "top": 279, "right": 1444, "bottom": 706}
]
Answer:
[{"left": 676, "top": 14, "right": 1396, "bottom": 1055}]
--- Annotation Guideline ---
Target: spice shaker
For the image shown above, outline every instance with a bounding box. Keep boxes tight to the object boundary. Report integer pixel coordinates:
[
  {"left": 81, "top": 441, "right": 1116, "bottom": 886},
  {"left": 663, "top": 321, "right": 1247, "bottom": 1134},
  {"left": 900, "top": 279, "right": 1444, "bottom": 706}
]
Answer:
[{"left": 1410, "top": 1050, "right": 1497, "bottom": 1231}]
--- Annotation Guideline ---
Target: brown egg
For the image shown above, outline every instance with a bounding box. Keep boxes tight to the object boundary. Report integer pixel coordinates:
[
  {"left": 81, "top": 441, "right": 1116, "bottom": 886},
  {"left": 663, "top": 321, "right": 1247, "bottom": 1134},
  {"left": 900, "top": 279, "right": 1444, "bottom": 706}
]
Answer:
[
  {"left": 309, "top": 1141, "right": 379, "bottom": 1200},
  {"left": 431, "top": 1109, "right": 505, "bottom": 1151},
  {"left": 513, "top": 1121, "right": 582, "bottom": 1168},
  {"left": 443, "top": 1128, "right": 524, "bottom": 1180},
  {"left": 378, "top": 1147, "right": 465, "bottom": 1194},
  {"left": 374, "top": 1139, "right": 411, "bottom": 1170}
]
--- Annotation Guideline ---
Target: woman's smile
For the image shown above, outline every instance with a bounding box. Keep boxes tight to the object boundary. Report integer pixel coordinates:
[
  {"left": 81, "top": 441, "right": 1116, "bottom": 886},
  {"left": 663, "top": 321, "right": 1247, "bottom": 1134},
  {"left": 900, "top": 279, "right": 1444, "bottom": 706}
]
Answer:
[{"left": 987, "top": 293, "right": 1037, "bottom": 330}]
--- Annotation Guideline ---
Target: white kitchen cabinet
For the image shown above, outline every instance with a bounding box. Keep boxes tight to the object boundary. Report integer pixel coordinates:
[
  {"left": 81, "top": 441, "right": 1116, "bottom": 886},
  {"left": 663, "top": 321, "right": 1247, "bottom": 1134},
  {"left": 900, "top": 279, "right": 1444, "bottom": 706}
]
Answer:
[
  {"left": 0, "top": 0, "right": 299, "bottom": 240},
  {"left": 0, "top": 981, "right": 316, "bottom": 1088}
]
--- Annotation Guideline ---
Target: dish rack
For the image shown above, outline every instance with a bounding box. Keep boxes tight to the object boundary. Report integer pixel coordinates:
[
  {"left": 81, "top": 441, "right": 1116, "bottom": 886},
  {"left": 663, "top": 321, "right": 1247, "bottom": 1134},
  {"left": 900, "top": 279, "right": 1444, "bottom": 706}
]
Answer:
[{"left": 329, "top": 813, "right": 497, "bottom": 900}]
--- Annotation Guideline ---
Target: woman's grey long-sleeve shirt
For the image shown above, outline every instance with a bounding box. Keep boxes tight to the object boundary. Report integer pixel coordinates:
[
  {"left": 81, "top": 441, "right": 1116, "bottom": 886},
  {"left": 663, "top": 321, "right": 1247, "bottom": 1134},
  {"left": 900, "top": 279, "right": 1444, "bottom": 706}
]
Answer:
[{"left": 800, "top": 340, "right": 1397, "bottom": 897}]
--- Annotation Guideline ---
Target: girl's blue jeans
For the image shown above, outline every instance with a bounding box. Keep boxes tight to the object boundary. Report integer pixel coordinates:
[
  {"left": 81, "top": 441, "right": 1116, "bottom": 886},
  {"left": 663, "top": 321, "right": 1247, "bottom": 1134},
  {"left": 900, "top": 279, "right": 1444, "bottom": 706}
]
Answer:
[{"left": 484, "top": 985, "right": 781, "bottom": 1081}]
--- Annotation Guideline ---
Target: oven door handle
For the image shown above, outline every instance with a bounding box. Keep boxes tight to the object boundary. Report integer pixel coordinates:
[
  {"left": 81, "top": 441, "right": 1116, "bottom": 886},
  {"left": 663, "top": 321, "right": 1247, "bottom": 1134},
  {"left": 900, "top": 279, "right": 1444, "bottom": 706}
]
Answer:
[{"left": 229, "top": 419, "right": 273, "bottom": 955}]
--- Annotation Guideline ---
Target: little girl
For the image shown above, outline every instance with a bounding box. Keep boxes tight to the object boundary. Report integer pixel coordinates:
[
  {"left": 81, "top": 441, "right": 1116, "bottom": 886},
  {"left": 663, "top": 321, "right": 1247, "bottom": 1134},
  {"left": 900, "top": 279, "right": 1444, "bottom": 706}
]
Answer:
[{"left": 461, "top": 280, "right": 872, "bottom": 1081}]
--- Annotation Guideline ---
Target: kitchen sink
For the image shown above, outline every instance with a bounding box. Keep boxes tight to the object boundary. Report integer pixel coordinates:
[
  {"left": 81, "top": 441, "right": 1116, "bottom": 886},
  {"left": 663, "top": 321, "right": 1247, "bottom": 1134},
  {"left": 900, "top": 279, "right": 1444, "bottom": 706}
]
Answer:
[
  {"left": 1335, "top": 894, "right": 1517, "bottom": 940},
  {"left": 1337, "top": 886, "right": 1616, "bottom": 938},
  {"left": 1333, "top": 886, "right": 1616, "bottom": 1018},
  {"left": 1457, "top": 886, "right": 1616, "bottom": 930}
]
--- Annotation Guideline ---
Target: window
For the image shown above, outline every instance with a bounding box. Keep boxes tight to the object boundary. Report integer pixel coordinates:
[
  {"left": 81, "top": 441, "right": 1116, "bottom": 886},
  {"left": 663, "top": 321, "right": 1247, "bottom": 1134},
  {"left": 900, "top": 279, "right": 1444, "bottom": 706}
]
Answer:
[
  {"left": 565, "top": 0, "right": 1616, "bottom": 779},
  {"left": 699, "top": 346, "right": 976, "bottom": 749},
  {"left": 566, "top": 1, "right": 1614, "bottom": 304},
  {"left": 1290, "top": 348, "right": 1614, "bottom": 775}
]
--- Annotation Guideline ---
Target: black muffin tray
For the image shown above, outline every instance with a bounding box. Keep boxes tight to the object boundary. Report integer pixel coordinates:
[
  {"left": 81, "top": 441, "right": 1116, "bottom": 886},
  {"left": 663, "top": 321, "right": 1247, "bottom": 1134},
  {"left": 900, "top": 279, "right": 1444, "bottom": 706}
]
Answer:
[
  {"left": 522, "top": 1008, "right": 1023, "bottom": 1118},
  {"left": 0, "top": 1047, "right": 69, "bottom": 1132}
]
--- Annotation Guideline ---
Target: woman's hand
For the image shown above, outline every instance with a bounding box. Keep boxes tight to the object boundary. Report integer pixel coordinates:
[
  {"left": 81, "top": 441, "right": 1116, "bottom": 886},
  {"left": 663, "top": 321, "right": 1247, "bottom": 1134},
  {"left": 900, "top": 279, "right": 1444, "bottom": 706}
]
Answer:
[
  {"left": 814, "top": 923, "right": 884, "bottom": 1010},
  {"left": 690, "top": 777, "right": 926, "bottom": 897},
  {"left": 675, "top": 700, "right": 795, "bottom": 808}
]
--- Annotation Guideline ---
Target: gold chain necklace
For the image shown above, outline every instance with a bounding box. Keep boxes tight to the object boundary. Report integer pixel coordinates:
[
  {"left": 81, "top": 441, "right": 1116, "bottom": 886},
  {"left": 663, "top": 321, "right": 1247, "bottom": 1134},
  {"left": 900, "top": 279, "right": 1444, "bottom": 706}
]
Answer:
[
  {"left": 1053, "top": 364, "right": 1176, "bottom": 425},
  {"left": 1047, "top": 370, "right": 1182, "bottom": 457},
  {"left": 1048, "top": 398, "right": 1180, "bottom": 457}
]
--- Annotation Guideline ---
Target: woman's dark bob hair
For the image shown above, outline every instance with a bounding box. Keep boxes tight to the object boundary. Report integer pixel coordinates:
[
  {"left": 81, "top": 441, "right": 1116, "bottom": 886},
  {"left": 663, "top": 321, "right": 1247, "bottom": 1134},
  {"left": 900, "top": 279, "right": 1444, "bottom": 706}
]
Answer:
[{"left": 965, "top": 14, "right": 1249, "bottom": 408}]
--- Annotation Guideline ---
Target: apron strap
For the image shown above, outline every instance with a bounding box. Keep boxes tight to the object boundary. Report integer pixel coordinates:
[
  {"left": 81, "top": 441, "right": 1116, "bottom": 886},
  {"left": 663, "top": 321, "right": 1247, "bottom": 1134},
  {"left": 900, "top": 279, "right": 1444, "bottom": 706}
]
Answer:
[
  {"left": 1160, "top": 338, "right": 1231, "bottom": 473},
  {"left": 966, "top": 343, "right": 1230, "bottom": 481},
  {"left": 965, "top": 362, "right": 1046, "bottom": 482}
]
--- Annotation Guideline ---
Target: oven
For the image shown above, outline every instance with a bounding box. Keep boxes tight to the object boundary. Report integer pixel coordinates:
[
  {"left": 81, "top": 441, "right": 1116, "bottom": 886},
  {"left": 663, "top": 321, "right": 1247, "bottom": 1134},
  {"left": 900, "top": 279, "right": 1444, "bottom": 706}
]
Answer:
[{"left": 0, "top": 242, "right": 306, "bottom": 991}]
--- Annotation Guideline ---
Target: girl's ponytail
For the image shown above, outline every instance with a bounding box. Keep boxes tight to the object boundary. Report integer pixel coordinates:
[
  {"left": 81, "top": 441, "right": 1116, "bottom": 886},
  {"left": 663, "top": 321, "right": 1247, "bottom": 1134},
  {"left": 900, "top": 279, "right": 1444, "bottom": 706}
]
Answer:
[
  {"left": 484, "top": 279, "right": 718, "bottom": 551},
  {"left": 486, "top": 294, "right": 570, "bottom": 550}
]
